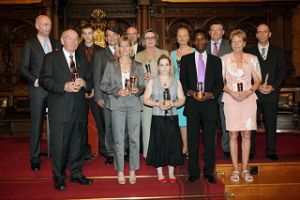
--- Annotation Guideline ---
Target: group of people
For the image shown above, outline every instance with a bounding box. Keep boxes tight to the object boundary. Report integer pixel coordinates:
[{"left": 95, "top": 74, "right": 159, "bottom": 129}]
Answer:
[{"left": 20, "top": 14, "right": 285, "bottom": 190}]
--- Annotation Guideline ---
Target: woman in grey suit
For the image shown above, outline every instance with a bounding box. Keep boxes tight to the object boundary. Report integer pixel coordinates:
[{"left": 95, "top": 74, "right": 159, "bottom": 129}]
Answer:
[{"left": 101, "top": 36, "right": 145, "bottom": 184}]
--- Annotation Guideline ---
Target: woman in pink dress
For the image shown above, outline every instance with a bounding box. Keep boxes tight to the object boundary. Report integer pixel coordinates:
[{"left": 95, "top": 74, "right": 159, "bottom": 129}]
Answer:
[{"left": 221, "top": 29, "right": 261, "bottom": 183}]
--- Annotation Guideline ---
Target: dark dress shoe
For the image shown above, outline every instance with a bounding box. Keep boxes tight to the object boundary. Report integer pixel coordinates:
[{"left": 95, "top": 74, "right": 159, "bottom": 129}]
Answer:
[
  {"left": 267, "top": 154, "right": 278, "bottom": 161},
  {"left": 54, "top": 180, "right": 66, "bottom": 190},
  {"left": 71, "top": 176, "right": 93, "bottom": 185},
  {"left": 249, "top": 153, "right": 255, "bottom": 160},
  {"left": 187, "top": 175, "right": 200, "bottom": 183},
  {"left": 105, "top": 156, "right": 113, "bottom": 165},
  {"left": 31, "top": 162, "right": 40, "bottom": 171},
  {"left": 204, "top": 174, "right": 217, "bottom": 184},
  {"left": 224, "top": 152, "right": 231, "bottom": 159}
]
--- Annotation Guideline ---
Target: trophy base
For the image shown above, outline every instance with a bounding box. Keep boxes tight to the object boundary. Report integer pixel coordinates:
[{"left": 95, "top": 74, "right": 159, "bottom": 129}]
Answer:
[{"left": 197, "top": 92, "right": 203, "bottom": 98}]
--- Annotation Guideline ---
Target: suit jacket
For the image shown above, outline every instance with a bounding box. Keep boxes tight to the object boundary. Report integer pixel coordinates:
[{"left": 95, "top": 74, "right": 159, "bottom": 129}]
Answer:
[
  {"left": 100, "top": 59, "right": 145, "bottom": 111},
  {"left": 76, "top": 43, "right": 103, "bottom": 65},
  {"left": 246, "top": 44, "right": 286, "bottom": 102},
  {"left": 207, "top": 39, "right": 232, "bottom": 57},
  {"left": 39, "top": 50, "right": 92, "bottom": 122},
  {"left": 20, "top": 37, "right": 61, "bottom": 85},
  {"left": 180, "top": 51, "right": 223, "bottom": 118},
  {"left": 93, "top": 47, "right": 116, "bottom": 102},
  {"left": 137, "top": 44, "right": 145, "bottom": 54}
]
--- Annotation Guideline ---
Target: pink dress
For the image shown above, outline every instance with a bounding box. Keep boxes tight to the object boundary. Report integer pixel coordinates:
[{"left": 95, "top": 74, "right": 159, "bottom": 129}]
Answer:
[{"left": 221, "top": 53, "right": 261, "bottom": 131}]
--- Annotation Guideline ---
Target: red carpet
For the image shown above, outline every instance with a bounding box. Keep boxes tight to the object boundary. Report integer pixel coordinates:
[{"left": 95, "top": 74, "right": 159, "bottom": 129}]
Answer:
[{"left": 0, "top": 133, "right": 299, "bottom": 199}]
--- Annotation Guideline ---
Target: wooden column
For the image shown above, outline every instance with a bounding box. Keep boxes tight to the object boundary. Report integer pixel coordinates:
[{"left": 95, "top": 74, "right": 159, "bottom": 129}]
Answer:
[
  {"left": 138, "top": 0, "right": 150, "bottom": 36},
  {"left": 52, "top": 0, "right": 59, "bottom": 39}
]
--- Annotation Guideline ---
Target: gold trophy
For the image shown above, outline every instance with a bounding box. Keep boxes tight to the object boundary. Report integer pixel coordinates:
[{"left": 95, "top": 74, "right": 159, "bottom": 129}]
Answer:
[
  {"left": 264, "top": 73, "right": 269, "bottom": 87},
  {"left": 197, "top": 82, "right": 203, "bottom": 98},
  {"left": 130, "top": 75, "right": 137, "bottom": 90}
]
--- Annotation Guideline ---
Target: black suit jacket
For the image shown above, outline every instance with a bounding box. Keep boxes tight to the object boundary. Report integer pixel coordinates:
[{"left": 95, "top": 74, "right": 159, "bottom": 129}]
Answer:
[
  {"left": 39, "top": 50, "right": 92, "bottom": 122},
  {"left": 20, "top": 37, "right": 61, "bottom": 86},
  {"left": 246, "top": 44, "right": 286, "bottom": 102},
  {"left": 180, "top": 52, "right": 223, "bottom": 119},
  {"left": 93, "top": 46, "right": 116, "bottom": 101},
  {"left": 76, "top": 43, "right": 103, "bottom": 65},
  {"left": 137, "top": 44, "right": 145, "bottom": 54}
]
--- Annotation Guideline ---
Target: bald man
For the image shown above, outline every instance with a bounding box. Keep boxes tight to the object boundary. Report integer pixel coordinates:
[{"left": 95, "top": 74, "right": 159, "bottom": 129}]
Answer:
[
  {"left": 20, "top": 15, "right": 61, "bottom": 171},
  {"left": 39, "top": 29, "right": 93, "bottom": 190}
]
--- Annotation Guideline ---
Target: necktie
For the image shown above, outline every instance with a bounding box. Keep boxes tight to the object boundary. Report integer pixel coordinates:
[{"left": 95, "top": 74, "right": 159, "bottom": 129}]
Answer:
[
  {"left": 213, "top": 42, "right": 218, "bottom": 56},
  {"left": 69, "top": 55, "right": 76, "bottom": 73},
  {"left": 85, "top": 46, "right": 92, "bottom": 62},
  {"left": 43, "top": 38, "right": 50, "bottom": 54},
  {"left": 197, "top": 54, "right": 205, "bottom": 91},
  {"left": 261, "top": 48, "right": 266, "bottom": 59}
]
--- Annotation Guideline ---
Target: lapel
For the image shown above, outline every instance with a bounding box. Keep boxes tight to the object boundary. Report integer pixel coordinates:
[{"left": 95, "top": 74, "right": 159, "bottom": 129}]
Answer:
[
  {"left": 189, "top": 52, "right": 198, "bottom": 86},
  {"left": 218, "top": 40, "right": 226, "bottom": 57},
  {"left": 105, "top": 47, "right": 115, "bottom": 60},
  {"left": 33, "top": 37, "right": 45, "bottom": 55},
  {"left": 49, "top": 37, "right": 59, "bottom": 52},
  {"left": 207, "top": 41, "right": 212, "bottom": 54},
  {"left": 58, "top": 50, "right": 73, "bottom": 80}
]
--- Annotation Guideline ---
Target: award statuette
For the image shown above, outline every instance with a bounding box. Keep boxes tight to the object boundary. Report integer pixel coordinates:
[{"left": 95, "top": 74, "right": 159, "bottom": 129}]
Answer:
[
  {"left": 145, "top": 64, "right": 151, "bottom": 73},
  {"left": 130, "top": 75, "right": 137, "bottom": 90},
  {"left": 71, "top": 68, "right": 79, "bottom": 82},
  {"left": 197, "top": 82, "right": 203, "bottom": 98},
  {"left": 176, "top": 59, "right": 181, "bottom": 72},
  {"left": 237, "top": 82, "right": 243, "bottom": 92},
  {"left": 264, "top": 73, "right": 269, "bottom": 87},
  {"left": 125, "top": 78, "right": 130, "bottom": 90},
  {"left": 163, "top": 88, "right": 170, "bottom": 106}
]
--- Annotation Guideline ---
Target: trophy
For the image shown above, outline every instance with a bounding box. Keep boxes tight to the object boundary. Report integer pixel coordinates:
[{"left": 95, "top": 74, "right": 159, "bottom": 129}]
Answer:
[
  {"left": 71, "top": 67, "right": 79, "bottom": 81},
  {"left": 145, "top": 64, "right": 151, "bottom": 74},
  {"left": 264, "top": 73, "right": 269, "bottom": 87},
  {"left": 125, "top": 78, "right": 130, "bottom": 90},
  {"left": 237, "top": 82, "right": 243, "bottom": 92},
  {"left": 197, "top": 82, "right": 203, "bottom": 98},
  {"left": 176, "top": 59, "right": 181, "bottom": 72},
  {"left": 163, "top": 88, "right": 170, "bottom": 106},
  {"left": 130, "top": 75, "right": 137, "bottom": 90}
]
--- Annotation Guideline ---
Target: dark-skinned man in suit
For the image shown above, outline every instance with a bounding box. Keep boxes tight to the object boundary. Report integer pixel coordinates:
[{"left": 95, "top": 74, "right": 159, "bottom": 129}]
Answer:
[
  {"left": 39, "top": 29, "right": 93, "bottom": 190},
  {"left": 20, "top": 15, "right": 61, "bottom": 171},
  {"left": 180, "top": 29, "right": 223, "bottom": 184},
  {"left": 247, "top": 23, "right": 286, "bottom": 161}
]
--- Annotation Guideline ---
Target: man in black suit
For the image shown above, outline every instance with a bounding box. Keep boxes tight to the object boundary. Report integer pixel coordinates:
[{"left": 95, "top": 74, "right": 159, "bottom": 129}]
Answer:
[
  {"left": 180, "top": 29, "right": 223, "bottom": 184},
  {"left": 247, "top": 23, "right": 286, "bottom": 161},
  {"left": 39, "top": 29, "right": 93, "bottom": 190},
  {"left": 126, "top": 26, "right": 145, "bottom": 55},
  {"left": 92, "top": 24, "right": 120, "bottom": 164},
  {"left": 77, "top": 24, "right": 104, "bottom": 160},
  {"left": 20, "top": 15, "right": 61, "bottom": 171}
]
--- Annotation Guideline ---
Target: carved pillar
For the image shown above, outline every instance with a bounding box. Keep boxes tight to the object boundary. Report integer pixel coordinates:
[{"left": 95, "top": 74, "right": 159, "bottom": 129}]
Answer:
[
  {"left": 52, "top": 0, "right": 59, "bottom": 39},
  {"left": 138, "top": 0, "right": 150, "bottom": 36},
  {"left": 43, "top": 0, "right": 52, "bottom": 19}
]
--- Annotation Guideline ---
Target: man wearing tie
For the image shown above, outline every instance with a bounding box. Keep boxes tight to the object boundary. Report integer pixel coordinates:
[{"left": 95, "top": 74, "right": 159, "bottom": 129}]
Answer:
[
  {"left": 93, "top": 23, "right": 120, "bottom": 164},
  {"left": 126, "top": 26, "right": 145, "bottom": 56},
  {"left": 180, "top": 29, "right": 223, "bottom": 184},
  {"left": 207, "top": 21, "right": 232, "bottom": 160},
  {"left": 20, "top": 15, "right": 61, "bottom": 171},
  {"left": 77, "top": 24, "right": 104, "bottom": 160},
  {"left": 247, "top": 23, "right": 286, "bottom": 161}
]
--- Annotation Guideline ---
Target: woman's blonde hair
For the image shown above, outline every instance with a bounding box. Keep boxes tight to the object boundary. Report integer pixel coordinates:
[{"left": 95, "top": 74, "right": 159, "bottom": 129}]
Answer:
[
  {"left": 115, "top": 35, "right": 135, "bottom": 57},
  {"left": 229, "top": 29, "right": 247, "bottom": 43}
]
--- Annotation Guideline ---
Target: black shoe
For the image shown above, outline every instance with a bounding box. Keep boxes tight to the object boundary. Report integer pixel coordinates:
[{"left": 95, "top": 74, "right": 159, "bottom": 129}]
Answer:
[
  {"left": 204, "top": 174, "right": 217, "bottom": 184},
  {"left": 267, "top": 154, "right": 278, "bottom": 161},
  {"left": 84, "top": 154, "right": 95, "bottom": 161},
  {"left": 187, "top": 175, "right": 200, "bottom": 183},
  {"left": 31, "top": 162, "right": 40, "bottom": 171},
  {"left": 105, "top": 156, "right": 113, "bottom": 165},
  {"left": 124, "top": 154, "right": 129, "bottom": 162},
  {"left": 54, "top": 180, "right": 66, "bottom": 190},
  {"left": 70, "top": 176, "right": 93, "bottom": 185},
  {"left": 249, "top": 153, "right": 255, "bottom": 160},
  {"left": 224, "top": 152, "right": 231, "bottom": 159}
]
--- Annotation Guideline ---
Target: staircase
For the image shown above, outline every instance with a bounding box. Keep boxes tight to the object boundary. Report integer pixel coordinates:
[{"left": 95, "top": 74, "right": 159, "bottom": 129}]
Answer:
[{"left": 216, "top": 162, "right": 300, "bottom": 200}]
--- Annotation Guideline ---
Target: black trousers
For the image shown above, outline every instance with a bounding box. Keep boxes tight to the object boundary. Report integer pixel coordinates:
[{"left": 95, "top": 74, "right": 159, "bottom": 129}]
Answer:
[
  {"left": 251, "top": 97, "right": 278, "bottom": 155},
  {"left": 50, "top": 119, "right": 86, "bottom": 181},
  {"left": 187, "top": 114, "right": 217, "bottom": 176}
]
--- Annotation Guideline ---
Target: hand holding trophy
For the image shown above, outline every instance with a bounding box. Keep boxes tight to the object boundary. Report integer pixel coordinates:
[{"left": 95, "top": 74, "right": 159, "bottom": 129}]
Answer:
[{"left": 196, "top": 82, "right": 203, "bottom": 99}]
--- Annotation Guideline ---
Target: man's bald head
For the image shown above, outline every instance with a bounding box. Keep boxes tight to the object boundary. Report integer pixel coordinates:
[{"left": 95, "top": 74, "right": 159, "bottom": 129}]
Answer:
[
  {"left": 35, "top": 15, "right": 52, "bottom": 37},
  {"left": 61, "top": 29, "right": 79, "bottom": 54}
]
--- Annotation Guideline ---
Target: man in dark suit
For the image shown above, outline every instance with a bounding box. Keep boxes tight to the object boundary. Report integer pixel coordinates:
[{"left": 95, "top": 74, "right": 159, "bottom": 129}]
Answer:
[
  {"left": 77, "top": 24, "right": 104, "bottom": 160},
  {"left": 126, "top": 26, "right": 145, "bottom": 55},
  {"left": 39, "top": 29, "right": 93, "bottom": 190},
  {"left": 207, "top": 21, "right": 232, "bottom": 159},
  {"left": 247, "top": 23, "right": 286, "bottom": 161},
  {"left": 20, "top": 15, "right": 61, "bottom": 171},
  {"left": 93, "top": 24, "right": 120, "bottom": 164},
  {"left": 180, "top": 29, "right": 223, "bottom": 184}
]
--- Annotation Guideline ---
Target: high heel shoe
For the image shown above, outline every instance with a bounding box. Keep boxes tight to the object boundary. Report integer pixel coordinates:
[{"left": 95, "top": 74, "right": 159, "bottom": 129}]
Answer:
[
  {"left": 158, "top": 178, "right": 168, "bottom": 183},
  {"left": 129, "top": 171, "right": 136, "bottom": 184},
  {"left": 118, "top": 172, "right": 126, "bottom": 184}
]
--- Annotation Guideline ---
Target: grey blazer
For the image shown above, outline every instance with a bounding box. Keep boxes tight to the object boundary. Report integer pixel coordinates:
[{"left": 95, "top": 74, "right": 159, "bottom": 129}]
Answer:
[
  {"left": 207, "top": 39, "right": 232, "bottom": 57},
  {"left": 100, "top": 59, "right": 145, "bottom": 111}
]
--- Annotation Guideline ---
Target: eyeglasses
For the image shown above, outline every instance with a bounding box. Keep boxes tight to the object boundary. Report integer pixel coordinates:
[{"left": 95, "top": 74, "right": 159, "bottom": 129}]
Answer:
[{"left": 145, "top": 37, "right": 155, "bottom": 41}]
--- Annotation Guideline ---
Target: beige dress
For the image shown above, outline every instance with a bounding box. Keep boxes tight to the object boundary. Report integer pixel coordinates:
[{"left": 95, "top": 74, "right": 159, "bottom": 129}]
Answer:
[
  {"left": 135, "top": 47, "right": 169, "bottom": 158},
  {"left": 221, "top": 53, "right": 262, "bottom": 131}
]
